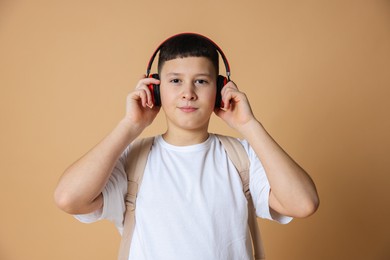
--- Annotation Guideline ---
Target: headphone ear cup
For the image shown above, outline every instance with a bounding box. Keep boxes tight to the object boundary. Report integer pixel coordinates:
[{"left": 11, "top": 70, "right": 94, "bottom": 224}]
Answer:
[
  {"left": 147, "top": 74, "right": 161, "bottom": 107},
  {"left": 216, "top": 75, "right": 228, "bottom": 108}
]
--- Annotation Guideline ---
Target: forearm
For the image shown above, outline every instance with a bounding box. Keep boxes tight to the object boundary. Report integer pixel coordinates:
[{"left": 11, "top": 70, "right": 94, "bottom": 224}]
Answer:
[
  {"left": 238, "top": 119, "right": 319, "bottom": 218},
  {"left": 54, "top": 118, "right": 142, "bottom": 214}
]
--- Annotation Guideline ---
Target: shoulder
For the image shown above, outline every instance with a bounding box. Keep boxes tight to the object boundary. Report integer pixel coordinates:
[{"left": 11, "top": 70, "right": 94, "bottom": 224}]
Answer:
[
  {"left": 212, "top": 133, "right": 252, "bottom": 153},
  {"left": 212, "top": 134, "right": 261, "bottom": 166},
  {"left": 118, "top": 135, "right": 159, "bottom": 171}
]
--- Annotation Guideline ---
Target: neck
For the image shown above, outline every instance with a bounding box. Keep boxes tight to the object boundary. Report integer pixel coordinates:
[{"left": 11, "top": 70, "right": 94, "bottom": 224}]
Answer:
[{"left": 162, "top": 128, "right": 209, "bottom": 146}]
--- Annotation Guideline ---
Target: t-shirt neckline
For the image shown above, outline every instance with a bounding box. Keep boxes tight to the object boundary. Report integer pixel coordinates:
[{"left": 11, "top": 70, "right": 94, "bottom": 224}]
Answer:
[{"left": 156, "top": 134, "right": 214, "bottom": 152}]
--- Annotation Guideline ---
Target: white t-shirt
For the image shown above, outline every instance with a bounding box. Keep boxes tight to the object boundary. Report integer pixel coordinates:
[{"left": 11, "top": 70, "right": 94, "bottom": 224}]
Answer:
[{"left": 76, "top": 134, "right": 292, "bottom": 260}]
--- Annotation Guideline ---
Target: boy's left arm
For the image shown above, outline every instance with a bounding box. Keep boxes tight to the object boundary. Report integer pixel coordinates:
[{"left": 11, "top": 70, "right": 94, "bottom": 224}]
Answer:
[{"left": 215, "top": 82, "right": 319, "bottom": 218}]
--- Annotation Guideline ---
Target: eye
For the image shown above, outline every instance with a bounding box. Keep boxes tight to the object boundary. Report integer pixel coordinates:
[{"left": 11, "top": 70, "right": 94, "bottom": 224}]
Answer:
[
  {"left": 195, "top": 79, "right": 208, "bottom": 85},
  {"left": 170, "top": 78, "right": 181, "bottom": 84}
]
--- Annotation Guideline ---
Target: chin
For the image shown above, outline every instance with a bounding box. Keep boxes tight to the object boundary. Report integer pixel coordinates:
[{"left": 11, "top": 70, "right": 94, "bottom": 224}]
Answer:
[{"left": 170, "top": 119, "right": 210, "bottom": 132}]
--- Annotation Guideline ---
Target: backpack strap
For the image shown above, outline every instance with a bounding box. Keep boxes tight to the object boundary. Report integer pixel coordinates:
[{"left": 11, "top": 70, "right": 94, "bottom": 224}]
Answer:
[
  {"left": 216, "top": 134, "right": 265, "bottom": 260},
  {"left": 118, "top": 137, "right": 154, "bottom": 260}
]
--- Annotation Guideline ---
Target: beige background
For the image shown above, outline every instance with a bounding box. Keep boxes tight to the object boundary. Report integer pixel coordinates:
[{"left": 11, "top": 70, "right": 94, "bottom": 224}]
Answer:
[{"left": 1, "top": 0, "right": 389, "bottom": 259}]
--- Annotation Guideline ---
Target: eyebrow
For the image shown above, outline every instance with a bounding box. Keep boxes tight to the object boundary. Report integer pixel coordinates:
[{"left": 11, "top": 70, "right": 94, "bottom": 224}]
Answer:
[{"left": 165, "top": 72, "right": 213, "bottom": 77}]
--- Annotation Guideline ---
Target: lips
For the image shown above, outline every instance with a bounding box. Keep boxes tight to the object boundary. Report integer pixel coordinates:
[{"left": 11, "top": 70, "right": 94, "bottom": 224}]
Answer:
[{"left": 178, "top": 106, "right": 198, "bottom": 112}]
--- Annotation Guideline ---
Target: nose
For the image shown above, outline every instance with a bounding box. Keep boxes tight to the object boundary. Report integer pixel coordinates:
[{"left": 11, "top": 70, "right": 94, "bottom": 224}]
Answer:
[{"left": 181, "top": 83, "right": 197, "bottom": 101}]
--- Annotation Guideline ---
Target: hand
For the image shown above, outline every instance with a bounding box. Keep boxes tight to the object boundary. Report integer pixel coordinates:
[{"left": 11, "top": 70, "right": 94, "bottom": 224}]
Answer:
[
  {"left": 124, "top": 75, "right": 161, "bottom": 130},
  {"left": 214, "top": 81, "right": 256, "bottom": 131}
]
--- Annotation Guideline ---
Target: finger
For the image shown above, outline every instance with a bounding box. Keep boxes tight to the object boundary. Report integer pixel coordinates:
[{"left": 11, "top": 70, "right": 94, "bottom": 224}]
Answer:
[
  {"left": 135, "top": 86, "right": 152, "bottom": 108},
  {"left": 220, "top": 87, "right": 236, "bottom": 110},
  {"left": 135, "top": 79, "right": 159, "bottom": 107},
  {"left": 139, "top": 89, "right": 149, "bottom": 108},
  {"left": 221, "top": 81, "right": 238, "bottom": 94},
  {"left": 138, "top": 75, "right": 160, "bottom": 86},
  {"left": 128, "top": 89, "right": 145, "bottom": 108},
  {"left": 219, "top": 82, "right": 236, "bottom": 108}
]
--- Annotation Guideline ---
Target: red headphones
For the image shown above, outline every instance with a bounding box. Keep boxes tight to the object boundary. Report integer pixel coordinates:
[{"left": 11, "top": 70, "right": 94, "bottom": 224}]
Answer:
[{"left": 146, "top": 33, "right": 231, "bottom": 107}]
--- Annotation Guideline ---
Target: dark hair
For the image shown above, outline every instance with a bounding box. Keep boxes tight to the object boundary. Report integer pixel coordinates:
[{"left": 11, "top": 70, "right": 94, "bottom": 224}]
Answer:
[{"left": 157, "top": 34, "right": 219, "bottom": 76}]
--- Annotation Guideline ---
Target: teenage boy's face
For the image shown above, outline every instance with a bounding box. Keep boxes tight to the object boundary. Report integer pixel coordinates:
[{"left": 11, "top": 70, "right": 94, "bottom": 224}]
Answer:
[{"left": 159, "top": 56, "right": 217, "bottom": 132}]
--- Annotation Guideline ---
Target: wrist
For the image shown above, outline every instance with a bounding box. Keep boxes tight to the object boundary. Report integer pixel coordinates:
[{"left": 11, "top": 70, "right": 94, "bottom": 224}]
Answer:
[
  {"left": 237, "top": 118, "right": 265, "bottom": 138},
  {"left": 117, "top": 117, "right": 144, "bottom": 141}
]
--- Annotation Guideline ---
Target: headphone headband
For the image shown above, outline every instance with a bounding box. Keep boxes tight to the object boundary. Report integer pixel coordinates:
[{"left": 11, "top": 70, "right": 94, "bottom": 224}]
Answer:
[{"left": 146, "top": 33, "right": 231, "bottom": 80}]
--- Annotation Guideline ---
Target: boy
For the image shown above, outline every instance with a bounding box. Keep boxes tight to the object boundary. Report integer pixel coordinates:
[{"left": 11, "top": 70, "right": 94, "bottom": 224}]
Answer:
[{"left": 54, "top": 33, "right": 319, "bottom": 259}]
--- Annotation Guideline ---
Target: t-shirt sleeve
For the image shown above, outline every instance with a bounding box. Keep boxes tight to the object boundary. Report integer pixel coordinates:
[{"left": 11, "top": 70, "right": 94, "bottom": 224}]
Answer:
[
  {"left": 74, "top": 145, "right": 130, "bottom": 233},
  {"left": 239, "top": 139, "right": 293, "bottom": 224}
]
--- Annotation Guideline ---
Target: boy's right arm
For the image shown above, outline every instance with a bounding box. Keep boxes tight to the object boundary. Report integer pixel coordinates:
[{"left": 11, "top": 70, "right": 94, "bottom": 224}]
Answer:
[{"left": 54, "top": 76, "right": 160, "bottom": 215}]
